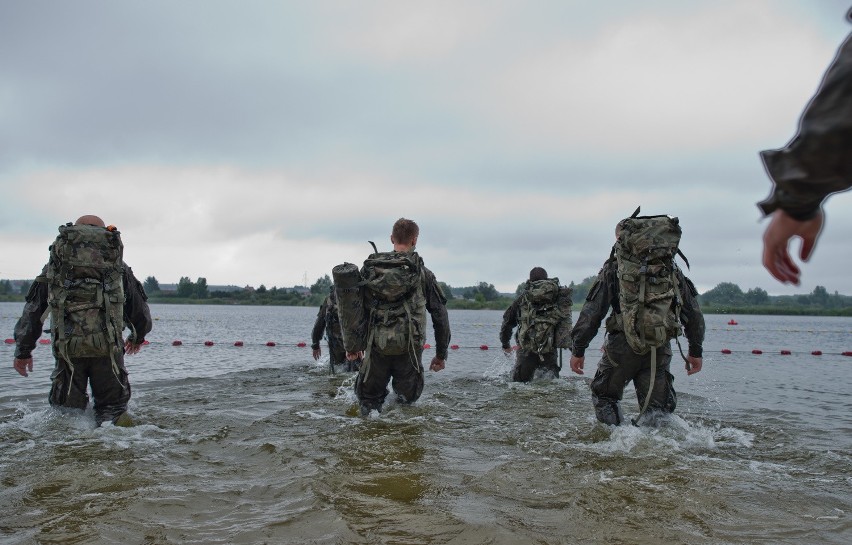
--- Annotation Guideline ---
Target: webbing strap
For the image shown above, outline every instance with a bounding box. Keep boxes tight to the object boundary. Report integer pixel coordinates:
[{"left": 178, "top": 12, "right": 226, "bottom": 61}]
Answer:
[
  {"left": 634, "top": 347, "right": 656, "bottom": 426},
  {"left": 361, "top": 319, "right": 376, "bottom": 382},
  {"left": 637, "top": 271, "right": 647, "bottom": 349},
  {"left": 402, "top": 298, "right": 422, "bottom": 375}
]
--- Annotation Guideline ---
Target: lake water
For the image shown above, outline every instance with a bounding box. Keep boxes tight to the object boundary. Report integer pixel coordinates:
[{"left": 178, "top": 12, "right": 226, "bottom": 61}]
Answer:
[{"left": 1, "top": 302, "right": 850, "bottom": 544}]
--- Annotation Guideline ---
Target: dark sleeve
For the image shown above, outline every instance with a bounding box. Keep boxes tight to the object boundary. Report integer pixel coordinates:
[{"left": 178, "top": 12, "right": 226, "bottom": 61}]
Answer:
[
  {"left": 123, "top": 265, "right": 152, "bottom": 343},
  {"left": 757, "top": 32, "right": 852, "bottom": 220},
  {"left": 423, "top": 268, "right": 451, "bottom": 360},
  {"left": 13, "top": 272, "right": 48, "bottom": 359},
  {"left": 677, "top": 271, "right": 705, "bottom": 358},
  {"left": 570, "top": 262, "right": 614, "bottom": 358},
  {"left": 499, "top": 298, "right": 520, "bottom": 349},
  {"left": 311, "top": 299, "right": 328, "bottom": 349}
]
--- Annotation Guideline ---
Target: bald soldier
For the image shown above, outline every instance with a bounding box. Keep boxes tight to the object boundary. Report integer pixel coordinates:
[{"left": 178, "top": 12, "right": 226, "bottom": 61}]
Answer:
[{"left": 13, "top": 215, "right": 152, "bottom": 426}]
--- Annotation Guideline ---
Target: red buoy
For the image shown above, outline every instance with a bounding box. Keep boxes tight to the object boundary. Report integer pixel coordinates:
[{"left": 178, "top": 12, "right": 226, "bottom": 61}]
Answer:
[
  {"left": 172, "top": 340, "right": 182, "bottom": 346},
  {"left": 728, "top": 320, "right": 738, "bottom": 325},
  {"left": 752, "top": 349, "right": 763, "bottom": 355},
  {"left": 811, "top": 350, "right": 822, "bottom": 356},
  {"left": 423, "top": 343, "right": 431, "bottom": 349},
  {"left": 297, "top": 342, "right": 307, "bottom": 347},
  {"left": 450, "top": 344, "right": 459, "bottom": 350},
  {"left": 234, "top": 341, "right": 244, "bottom": 347},
  {"left": 480, "top": 345, "right": 489, "bottom": 350},
  {"left": 204, "top": 341, "right": 214, "bottom": 346},
  {"left": 780, "top": 350, "right": 791, "bottom": 355},
  {"left": 721, "top": 349, "right": 732, "bottom": 354},
  {"left": 266, "top": 341, "right": 276, "bottom": 347},
  {"left": 39, "top": 339, "right": 50, "bottom": 344},
  {"left": 4, "top": 339, "right": 14, "bottom": 344}
]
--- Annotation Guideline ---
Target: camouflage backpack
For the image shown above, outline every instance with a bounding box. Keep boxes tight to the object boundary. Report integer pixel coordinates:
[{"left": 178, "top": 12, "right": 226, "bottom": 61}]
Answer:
[
  {"left": 517, "top": 278, "right": 572, "bottom": 356},
  {"left": 613, "top": 214, "right": 685, "bottom": 356},
  {"left": 41, "top": 223, "right": 126, "bottom": 363},
  {"left": 360, "top": 251, "right": 426, "bottom": 358}
]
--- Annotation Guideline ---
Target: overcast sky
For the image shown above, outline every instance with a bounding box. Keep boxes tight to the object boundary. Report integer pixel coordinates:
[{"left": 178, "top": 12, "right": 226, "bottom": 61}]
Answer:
[{"left": 1, "top": 0, "right": 849, "bottom": 295}]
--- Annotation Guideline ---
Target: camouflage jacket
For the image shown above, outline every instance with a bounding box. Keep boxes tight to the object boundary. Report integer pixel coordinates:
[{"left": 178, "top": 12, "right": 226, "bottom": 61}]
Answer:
[
  {"left": 14, "top": 263, "right": 153, "bottom": 359},
  {"left": 499, "top": 297, "right": 523, "bottom": 350},
  {"left": 311, "top": 292, "right": 344, "bottom": 350},
  {"left": 361, "top": 261, "right": 451, "bottom": 361},
  {"left": 758, "top": 25, "right": 852, "bottom": 220},
  {"left": 570, "top": 259, "right": 704, "bottom": 358}
]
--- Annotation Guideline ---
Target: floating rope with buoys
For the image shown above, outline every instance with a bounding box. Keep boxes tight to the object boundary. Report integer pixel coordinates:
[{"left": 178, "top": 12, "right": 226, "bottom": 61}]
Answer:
[
  {"left": 1, "top": 339, "right": 518, "bottom": 351},
  {"left": 4, "top": 338, "right": 848, "bottom": 358},
  {"left": 717, "top": 348, "right": 850, "bottom": 357}
]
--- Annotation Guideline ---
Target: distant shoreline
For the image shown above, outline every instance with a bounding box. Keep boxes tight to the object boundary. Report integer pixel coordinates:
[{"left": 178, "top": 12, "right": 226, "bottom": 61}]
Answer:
[{"left": 4, "top": 296, "right": 848, "bottom": 317}]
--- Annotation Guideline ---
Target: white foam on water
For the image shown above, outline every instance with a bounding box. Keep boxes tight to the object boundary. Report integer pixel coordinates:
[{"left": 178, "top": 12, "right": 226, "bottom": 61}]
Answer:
[
  {"left": 481, "top": 351, "right": 514, "bottom": 379},
  {"left": 584, "top": 413, "right": 754, "bottom": 456}
]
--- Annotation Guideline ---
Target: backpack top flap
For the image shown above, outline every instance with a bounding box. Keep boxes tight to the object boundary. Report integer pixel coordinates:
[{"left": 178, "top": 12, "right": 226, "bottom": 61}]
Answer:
[
  {"left": 52, "top": 223, "right": 124, "bottom": 280},
  {"left": 616, "top": 215, "right": 681, "bottom": 265},
  {"left": 361, "top": 251, "right": 422, "bottom": 303},
  {"left": 525, "top": 278, "right": 560, "bottom": 304}
]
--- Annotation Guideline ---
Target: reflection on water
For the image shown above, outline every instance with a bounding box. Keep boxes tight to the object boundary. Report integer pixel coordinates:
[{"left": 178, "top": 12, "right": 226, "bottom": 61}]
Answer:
[{"left": 0, "top": 303, "right": 850, "bottom": 544}]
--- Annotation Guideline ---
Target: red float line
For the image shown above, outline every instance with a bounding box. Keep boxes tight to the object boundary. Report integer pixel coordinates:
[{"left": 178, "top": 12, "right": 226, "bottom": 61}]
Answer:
[{"left": 717, "top": 349, "right": 849, "bottom": 356}]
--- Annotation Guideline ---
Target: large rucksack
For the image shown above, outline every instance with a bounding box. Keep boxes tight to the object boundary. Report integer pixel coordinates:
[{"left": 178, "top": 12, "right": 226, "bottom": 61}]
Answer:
[
  {"left": 516, "top": 278, "right": 572, "bottom": 356},
  {"left": 613, "top": 214, "right": 685, "bottom": 355},
  {"left": 613, "top": 212, "right": 689, "bottom": 423},
  {"left": 41, "top": 223, "right": 126, "bottom": 364},
  {"left": 360, "top": 251, "right": 427, "bottom": 359}
]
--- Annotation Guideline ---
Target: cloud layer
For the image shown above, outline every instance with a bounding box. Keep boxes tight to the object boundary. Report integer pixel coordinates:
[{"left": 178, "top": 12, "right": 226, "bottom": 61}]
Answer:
[{"left": 1, "top": 1, "right": 849, "bottom": 294}]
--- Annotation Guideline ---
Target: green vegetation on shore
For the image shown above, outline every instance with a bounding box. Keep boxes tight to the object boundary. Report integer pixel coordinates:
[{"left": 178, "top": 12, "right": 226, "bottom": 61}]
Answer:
[{"left": 2, "top": 275, "right": 850, "bottom": 317}]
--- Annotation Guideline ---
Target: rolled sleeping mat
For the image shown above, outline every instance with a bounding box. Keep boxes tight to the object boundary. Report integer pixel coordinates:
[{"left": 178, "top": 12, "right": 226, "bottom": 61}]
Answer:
[{"left": 332, "top": 262, "right": 366, "bottom": 353}]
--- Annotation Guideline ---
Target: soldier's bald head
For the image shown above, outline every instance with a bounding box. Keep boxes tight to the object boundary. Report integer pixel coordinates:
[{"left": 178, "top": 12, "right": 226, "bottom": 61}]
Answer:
[{"left": 75, "top": 215, "right": 106, "bottom": 227}]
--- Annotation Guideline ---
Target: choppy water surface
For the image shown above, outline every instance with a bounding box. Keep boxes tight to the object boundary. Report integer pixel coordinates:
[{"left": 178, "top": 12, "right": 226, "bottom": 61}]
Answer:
[{"left": 1, "top": 303, "right": 850, "bottom": 544}]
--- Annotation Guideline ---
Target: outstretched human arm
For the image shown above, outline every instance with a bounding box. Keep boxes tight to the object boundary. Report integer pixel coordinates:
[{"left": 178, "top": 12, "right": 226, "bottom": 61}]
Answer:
[
  {"left": 569, "top": 261, "right": 614, "bottom": 374},
  {"left": 424, "top": 268, "right": 450, "bottom": 371},
  {"left": 310, "top": 298, "right": 329, "bottom": 361},
  {"left": 757, "top": 32, "right": 852, "bottom": 283},
  {"left": 499, "top": 299, "right": 520, "bottom": 355},
  {"left": 123, "top": 266, "right": 152, "bottom": 353},
  {"left": 12, "top": 271, "right": 48, "bottom": 376},
  {"left": 677, "top": 271, "right": 706, "bottom": 375}
]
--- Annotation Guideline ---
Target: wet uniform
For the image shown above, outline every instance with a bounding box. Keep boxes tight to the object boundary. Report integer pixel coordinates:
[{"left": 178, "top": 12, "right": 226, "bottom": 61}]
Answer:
[
  {"left": 499, "top": 296, "right": 562, "bottom": 382},
  {"left": 571, "top": 259, "right": 704, "bottom": 425},
  {"left": 758, "top": 20, "right": 852, "bottom": 219},
  {"left": 14, "top": 264, "right": 152, "bottom": 425},
  {"left": 310, "top": 290, "right": 356, "bottom": 371},
  {"left": 355, "top": 262, "right": 450, "bottom": 412}
]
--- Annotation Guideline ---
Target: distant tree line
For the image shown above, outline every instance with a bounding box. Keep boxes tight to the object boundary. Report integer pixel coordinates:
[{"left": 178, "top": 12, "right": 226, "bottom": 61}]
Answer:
[
  {"left": 698, "top": 282, "right": 852, "bottom": 315},
  {"left": 2, "top": 275, "right": 851, "bottom": 316}
]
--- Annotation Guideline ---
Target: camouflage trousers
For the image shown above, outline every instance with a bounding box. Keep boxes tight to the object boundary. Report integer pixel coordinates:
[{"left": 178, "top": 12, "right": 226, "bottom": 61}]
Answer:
[
  {"left": 48, "top": 355, "right": 131, "bottom": 426},
  {"left": 589, "top": 332, "right": 676, "bottom": 425},
  {"left": 511, "top": 349, "right": 560, "bottom": 382},
  {"left": 354, "top": 348, "right": 424, "bottom": 413}
]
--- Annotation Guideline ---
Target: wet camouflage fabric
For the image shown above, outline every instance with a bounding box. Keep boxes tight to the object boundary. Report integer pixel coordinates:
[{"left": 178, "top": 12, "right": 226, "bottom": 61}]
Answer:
[
  {"left": 361, "top": 251, "right": 427, "bottom": 357},
  {"left": 514, "top": 278, "right": 572, "bottom": 356},
  {"left": 332, "top": 262, "right": 367, "bottom": 353},
  {"left": 311, "top": 291, "right": 347, "bottom": 365},
  {"left": 614, "top": 216, "right": 683, "bottom": 355},
  {"left": 352, "top": 250, "right": 450, "bottom": 413},
  {"left": 570, "top": 258, "right": 704, "bottom": 359},
  {"left": 758, "top": 28, "right": 852, "bottom": 220},
  {"left": 13, "top": 238, "right": 152, "bottom": 424},
  {"left": 44, "top": 224, "right": 126, "bottom": 360}
]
